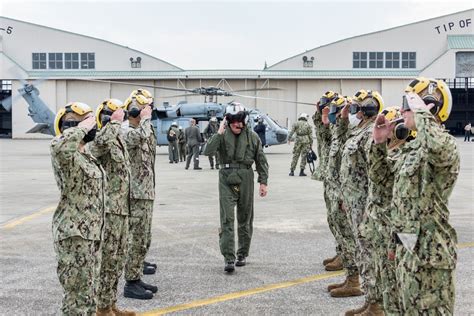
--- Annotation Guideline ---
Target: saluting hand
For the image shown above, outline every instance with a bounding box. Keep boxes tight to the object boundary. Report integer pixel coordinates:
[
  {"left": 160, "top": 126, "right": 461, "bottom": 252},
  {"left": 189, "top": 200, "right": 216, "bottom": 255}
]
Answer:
[
  {"left": 373, "top": 114, "right": 393, "bottom": 144},
  {"left": 406, "top": 92, "right": 434, "bottom": 111},
  {"left": 341, "top": 102, "right": 350, "bottom": 119},
  {"left": 78, "top": 115, "right": 96, "bottom": 132},
  {"left": 140, "top": 105, "right": 152, "bottom": 119},
  {"left": 321, "top": 106, "right": 330, "bottom": 125},
  {"left": 111, "top": 108, "right": 125, "bottom": 123},
  {"left": 218, "top": 118, "right": 227, "bottom": 135}
]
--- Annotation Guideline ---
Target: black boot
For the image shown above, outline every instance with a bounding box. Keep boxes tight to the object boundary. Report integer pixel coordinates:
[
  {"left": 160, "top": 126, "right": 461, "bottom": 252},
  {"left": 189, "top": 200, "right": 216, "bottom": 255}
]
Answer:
[
  {"left": 144, "top": 261, "right": 157, "bottom": 269},
  {"left": 143, "top": 265, "right": 156, "bottom": 275},
  {"left": 124, "top": 280, "right": 153, "bottom": 300},
  {"left": 216, "top": 164, "right": 219, "bottom": 170},
  {"left": 289, "top": 170, "right": 294, "bottom": 176},
  {"left": 299, "top": 169, "right": 307, "bottom": 176},
  {"left": 138, "top": 279, "right": 158, "bottom": 293},
  {"left": 224, "top": 261, "right": 235, "bottom": 273},
  {"left": 235, "top": 255, "right": 246, "bottom": 267}
]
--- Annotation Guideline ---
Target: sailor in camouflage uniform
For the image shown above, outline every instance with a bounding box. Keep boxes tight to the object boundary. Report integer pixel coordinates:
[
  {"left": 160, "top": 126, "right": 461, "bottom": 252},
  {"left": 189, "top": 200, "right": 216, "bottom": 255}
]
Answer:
[
  {"left": 371, "top": 78, "right": 459, "bottom": 315},
  {"left": 288, "top": 112, "right": 313, "bottom": 176},
  {"left": 123, "top": 90, "right": 158, "bottom": 300},
  {"left": 204, "top": 116, "right": 220, "bottom": 169},
  {"left": 339, "top": 90, "right": 384, "bottom": 316},
  {"left": 50, "top": 102, "right": 105, "bottom": 315},
  {"left": 89, "top": 99, "right": 135, "bottom": 316},
  {"left": 205, "top": 103, "right": 269, "bottom": 273}
]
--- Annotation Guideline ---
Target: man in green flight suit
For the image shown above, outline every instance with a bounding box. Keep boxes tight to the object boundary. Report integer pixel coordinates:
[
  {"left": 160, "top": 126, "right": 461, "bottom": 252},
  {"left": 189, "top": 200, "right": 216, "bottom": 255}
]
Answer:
[
  {"left": 288, "top": 112, "right": 313, "bottom": 176},
  {"left": 205, "top": 102, "right": 269, "bottom": 273}
]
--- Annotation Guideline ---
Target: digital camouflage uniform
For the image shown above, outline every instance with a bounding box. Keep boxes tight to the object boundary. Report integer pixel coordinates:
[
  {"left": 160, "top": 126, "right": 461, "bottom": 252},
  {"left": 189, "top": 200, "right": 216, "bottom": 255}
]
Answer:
[
  {"left": 366, "top": 146, "right": 403, "bottom": 314},
  {"left": 87, "top": 121, "right": 131, "bottom": 309},
  {"left": 205, "top": 127, "right": 268, "bottom": 262},
  {"left": 50, "top": 126, "right": 106, "bottom": 315},
  {"left": 288, "top": 119, "right": 312, "bottom": 171},
  {"left": 204, "top": 121, "right": 220, "bottom": 168},
  {"left": 325, "top": 116, "right": 359, "bottom": 276},
  {"left": 124, "top": 118, "right": 157, "bottom": 281},
  {"left": 369, "top": 109, "right": 460, "bottom": 315},
  {"left": 340, "top": 119, "right": 378, "bottom": 303}
]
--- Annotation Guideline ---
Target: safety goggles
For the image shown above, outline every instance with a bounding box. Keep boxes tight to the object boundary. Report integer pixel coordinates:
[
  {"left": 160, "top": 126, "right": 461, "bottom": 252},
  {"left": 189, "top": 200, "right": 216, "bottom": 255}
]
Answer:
[
  {"left": 349, "top": 103, "right": 361, "bottom": 115},
  {"left": 329, "top": 103, "right": 341, "bottom": 115},
  {"left": 61, "top": 120, "right": 80, "bottom": 130},
  {"left": 225, "top": 112, "right": 246, "bottom": 123},
  {"left": 401, "top": 95, "right": 411, "bottom": 112}
]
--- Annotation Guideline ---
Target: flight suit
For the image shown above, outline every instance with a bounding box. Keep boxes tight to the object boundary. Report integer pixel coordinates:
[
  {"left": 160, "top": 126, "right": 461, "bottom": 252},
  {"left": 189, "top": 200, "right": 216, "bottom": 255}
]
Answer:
[
  {"left": 369, "top": 109, "right": 460, "bottom": 315},
  {"left": 325, "top": 116, "right": 358, "bottom": 276},
  {"left": 168, "top": 126, "right": 179, "bottom": 163},
  {"left": 50, "top": 127, "right": 106, "bottom": 315},
  {"left": 205, "top": 127, "right": 268, "bottom": 262},
  {"left": 177, "top": 129, "right": 186, "bottom": 162},
  {"left": 87, "top": 121, "right": 131, "bottom": 309},
  {"left": 340, "top": 119, "right": 377, "bottom": 303},
  {"left": 288, "top": 119, "right": 312, "bottom": 172},
  {"left": 124, "top": 118, "right": 157, "bottom": 281},
  {"left": 204, "top": 121, "right": 220, "bottom": 168}
]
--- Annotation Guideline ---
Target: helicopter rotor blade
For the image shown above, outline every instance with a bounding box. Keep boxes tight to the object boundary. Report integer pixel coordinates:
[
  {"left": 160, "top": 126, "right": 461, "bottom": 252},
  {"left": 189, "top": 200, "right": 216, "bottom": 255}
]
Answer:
[
  {"left": 231, "top": 93, "right": 315, "bottom": 106},
  {"left": 71, "top": 78, "right": 196, "bottom": 93},
  {"left": 232, "top": 87, "right": 282, "bottom": 93},
  {"left": 160, "top": 93, "right": 201, "bottom": 99}
]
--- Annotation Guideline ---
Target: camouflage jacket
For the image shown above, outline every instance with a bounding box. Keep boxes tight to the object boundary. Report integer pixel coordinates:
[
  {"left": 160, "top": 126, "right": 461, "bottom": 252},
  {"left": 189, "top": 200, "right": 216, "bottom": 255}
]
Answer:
[
  {"left": 205, "top": 127, "right": 269, "bottom": 185},
  {"left": 312, "top": 111, "right": 332, "bottom": 181},
  {"left": 288, "top": 119, "right": 312, "bottom": 144},
  {"left": 340, "top": 119, "right": 375, "bottom": 211},
  {"left": 125, "top": 118, "right": 157, "bottom": 200},
  {"left": 87, "top": 121, "right": 131, "bottom": 215},
  {"left": 204, "top": 122, "right": 219, "bottom": 139},
  {"left": 369, "top": 109, "right": 460, "bottom": 269},
  {"left": 50, "top": 127, "right": 106, "bottom": 242},
  {"left": 325, "top": 117, "right": 349, "bottom": 192}
]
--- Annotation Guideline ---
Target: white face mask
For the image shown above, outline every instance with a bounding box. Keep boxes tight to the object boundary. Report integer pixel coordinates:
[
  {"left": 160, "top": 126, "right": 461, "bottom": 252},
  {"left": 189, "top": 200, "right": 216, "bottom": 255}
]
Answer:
[{"left": 349, "top": 114, "right": 362, "bottom": 127}]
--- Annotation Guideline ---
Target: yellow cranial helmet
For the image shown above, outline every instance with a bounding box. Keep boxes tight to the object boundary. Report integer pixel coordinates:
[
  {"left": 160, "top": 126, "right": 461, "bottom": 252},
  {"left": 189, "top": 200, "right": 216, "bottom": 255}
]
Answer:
[
  {"left": 404, "top": 77, "right": 452, "bottom": 122},
  {"left": 131, "top": 89, "right": 154, "bottom": 104},
  {"left": 329, "top": 95, "right": 351, "bottom": 114},
  {"left": 124, "top": 94, "right": 150, "bottom": 110},
  {"left": 319, "top": 90, "right": 338, "bottom": 109},
  {"left": 380, "top": 106, "right": 416, "bottom": 142},
  {"left": 96, "top": 98, "right": 124, "bottom": 129},
  {"left": 54, "top": 102, "right": 92, "bottom": 136},
  {"left": 350, "top": 90, "right": 384, "bottom": 117}
]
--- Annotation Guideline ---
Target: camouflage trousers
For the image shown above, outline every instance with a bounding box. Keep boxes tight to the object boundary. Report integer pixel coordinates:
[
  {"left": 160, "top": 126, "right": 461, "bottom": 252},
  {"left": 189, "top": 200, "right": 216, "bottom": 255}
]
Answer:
[
  {"left": 396, "top": 245, "right": 455, "bottom": 316},
  {"left": 124, "top": 199, "right": 154, "bottom": 281},
  {"left": 290, "top": 141, "right": 311, "bottom": 171},
  {"left": 346, "top": 203, "right": 378, "bottom": 303},
  {"left": 54, "top": 236, "right": 101, "bottom": 315},
  {"left": 96, "top": 213, "right": 129, "bottom": 308},
  {"left": 362, "top": 209, "right": 400, "bottom": 313},
  {"left": 326, "top": 185, "right": 358, "bottom": 276}
]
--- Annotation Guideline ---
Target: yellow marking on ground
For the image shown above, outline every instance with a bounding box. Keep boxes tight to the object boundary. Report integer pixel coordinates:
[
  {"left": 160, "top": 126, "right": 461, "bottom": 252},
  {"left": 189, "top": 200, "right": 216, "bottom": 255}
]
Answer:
[
  {"left": 140, "top": 270, "right": 345, "bottom": 315},
  {"left": 458, "top": 242, "right": 474, "bottom": 249},
  {"left": 1, "top": 206, "right": 55, "bottom": 229}
]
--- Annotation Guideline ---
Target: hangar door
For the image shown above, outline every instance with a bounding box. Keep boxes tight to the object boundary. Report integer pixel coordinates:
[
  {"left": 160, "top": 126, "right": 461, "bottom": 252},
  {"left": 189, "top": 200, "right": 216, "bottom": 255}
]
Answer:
[{"left": 0, "top": 80, "right": 12, "bottom": 138}]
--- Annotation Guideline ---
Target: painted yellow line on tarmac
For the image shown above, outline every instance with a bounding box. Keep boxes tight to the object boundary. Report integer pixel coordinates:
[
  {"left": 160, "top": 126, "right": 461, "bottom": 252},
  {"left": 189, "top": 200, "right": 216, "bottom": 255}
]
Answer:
[
  {"left": 0, "top": 206, "right": 55, "bottom": 230},
  {"left": 140, "top": 270, "right": 345, "bottom": 315},
  {"left": 458, "top": 242, "right": 474, "bottom": 249}
]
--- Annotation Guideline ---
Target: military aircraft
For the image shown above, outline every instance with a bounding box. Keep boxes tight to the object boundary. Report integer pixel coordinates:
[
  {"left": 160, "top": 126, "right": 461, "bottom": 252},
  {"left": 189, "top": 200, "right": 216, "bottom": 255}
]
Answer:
[{"left": 5, "top": 79, "right": 314, "bottom": 146}]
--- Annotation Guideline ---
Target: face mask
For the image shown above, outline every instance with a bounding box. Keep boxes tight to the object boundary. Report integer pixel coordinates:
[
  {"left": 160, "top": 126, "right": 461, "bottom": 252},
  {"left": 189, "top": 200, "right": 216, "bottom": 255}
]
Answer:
[
  {"left": 349, "top": 114, "right": 362, "bottom": 127},
  {"left": 328, "top": 112, "right": 337, "bottom": 124},
  {"left": 83, "top": 128, "right": 97, "bottom": 143},
  {"left": 129, "top": 107, "right": 141, "bottom": 118}
]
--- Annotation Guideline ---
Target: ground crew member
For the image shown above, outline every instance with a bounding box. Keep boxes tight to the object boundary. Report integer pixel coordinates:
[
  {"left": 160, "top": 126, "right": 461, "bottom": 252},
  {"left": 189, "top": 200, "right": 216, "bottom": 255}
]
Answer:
[
  {"left": 185, "top": 118, "right": 203, "bottom": 170},
  {"left": 339, "top": 90, "right": 384, "bottom": 316},
  {"left": 372, "top": 78, "right": 459, "bottom": 315},
  {"left": 177, "top": 126, "right": 186, "bottom": 162},
  {"left": 204, "top": 102, "right": 269, "bottom": 273},
  {"left": 363, "top": 106, "right": 413, "bottom": 316},
  {"left": 288, "top": 112, "right": 312, "bottom": 176},
  {"left": 50, "top": 102, "right": 104, "bottom": 315},
  {"left": 168, "top": 122, "right": 179, "bottom": 163},
  {"left": 123, "top": 90, "right": 158, "bottom": 300},
  {"left": 204, "top": 117, "right": 220, "bottom": 169},
  {"left": 89, "top": 99, "right": 136, "bottom": 316},
  {"left": 323, "top": 97, "right": 362, "bottom": 293},
  {"left": 253, "top": 115, "right": 267, "bottom": 148}
]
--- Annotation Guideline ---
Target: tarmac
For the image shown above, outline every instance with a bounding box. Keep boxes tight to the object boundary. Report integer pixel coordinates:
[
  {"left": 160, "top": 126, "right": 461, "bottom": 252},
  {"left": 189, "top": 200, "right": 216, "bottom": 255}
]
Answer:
[{"left": 0, "top": 138, "right": 473, "bottom": 315}]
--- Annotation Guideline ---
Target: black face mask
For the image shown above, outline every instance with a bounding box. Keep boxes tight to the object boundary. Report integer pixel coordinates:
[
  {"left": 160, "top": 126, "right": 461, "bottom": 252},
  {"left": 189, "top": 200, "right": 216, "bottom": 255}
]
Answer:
[
  {"left": 83, "top": 128, "right": 97, "bottom": 143},
  {"left": 129, "top": 107, "right": 141, "bottom": 118}
]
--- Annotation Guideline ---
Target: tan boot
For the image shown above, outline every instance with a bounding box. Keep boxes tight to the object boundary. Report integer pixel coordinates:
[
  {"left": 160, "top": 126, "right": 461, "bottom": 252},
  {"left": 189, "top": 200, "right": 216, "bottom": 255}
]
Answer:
[
  {"left": 327, "top": 278, "right": 347, "bottom": 292},
  {"left": 330, "top": 275, "right": 363, "bottom": 297},
  {"left": 96, "top": 306, "right": 115, "bottom": 316},
  {"left": 325, "top": 255, "right": 343, "bottom": 271},
  {"left": 111, "top": 304, "right": 136, "bottom": 316},
  {"left": 355, "top": 302, "right": 384, "bottom": 316},
  {"left": 344, "top": 302, "right": 369, "bottom": 316},
  {"left": 323, "top": 254, "right": 338, "bottom": 266}
]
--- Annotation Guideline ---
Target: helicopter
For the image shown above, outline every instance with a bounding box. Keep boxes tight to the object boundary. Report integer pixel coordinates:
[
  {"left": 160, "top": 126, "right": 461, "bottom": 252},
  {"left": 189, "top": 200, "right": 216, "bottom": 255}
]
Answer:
[{"left": 4, "top": 78, "right": 315, "bottom": 146}]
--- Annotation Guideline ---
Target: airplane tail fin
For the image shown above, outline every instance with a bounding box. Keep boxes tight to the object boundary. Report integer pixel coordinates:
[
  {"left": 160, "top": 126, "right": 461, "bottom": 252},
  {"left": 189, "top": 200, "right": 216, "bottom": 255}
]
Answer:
[{"left": 26, "top": 123, "right": 52, "bottom": 135}]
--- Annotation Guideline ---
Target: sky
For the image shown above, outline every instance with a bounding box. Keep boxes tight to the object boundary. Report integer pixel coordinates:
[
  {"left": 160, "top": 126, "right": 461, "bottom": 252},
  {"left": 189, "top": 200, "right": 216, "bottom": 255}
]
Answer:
[{"left": 1, "top": 0, "right": 473, "bottom": 69}]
